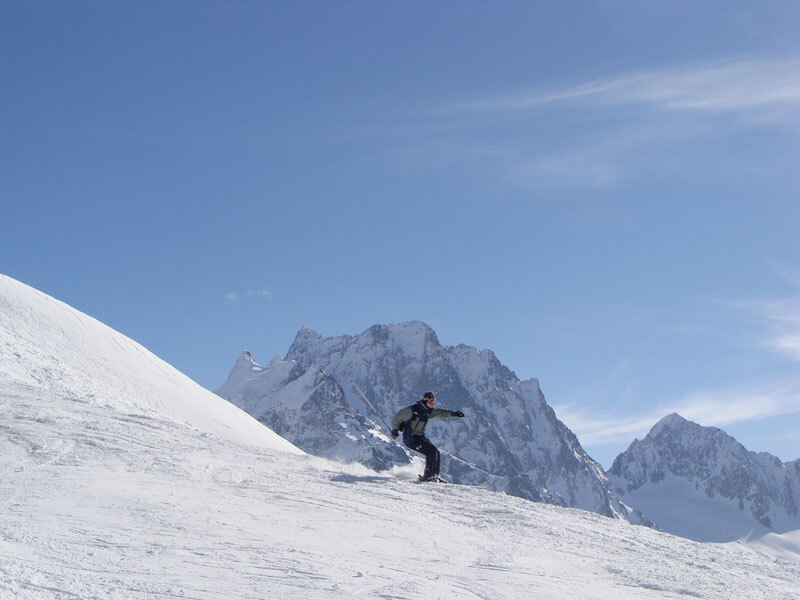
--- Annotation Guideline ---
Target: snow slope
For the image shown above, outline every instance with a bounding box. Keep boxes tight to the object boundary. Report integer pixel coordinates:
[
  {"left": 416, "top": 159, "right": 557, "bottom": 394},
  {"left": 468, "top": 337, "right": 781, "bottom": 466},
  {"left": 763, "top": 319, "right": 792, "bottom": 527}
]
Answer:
[
  {"left": 0, "top": 274, "right": 299, "bottom": 454},
  {"left": 2, "top": 274, "right": 799, "bottom": 599}
]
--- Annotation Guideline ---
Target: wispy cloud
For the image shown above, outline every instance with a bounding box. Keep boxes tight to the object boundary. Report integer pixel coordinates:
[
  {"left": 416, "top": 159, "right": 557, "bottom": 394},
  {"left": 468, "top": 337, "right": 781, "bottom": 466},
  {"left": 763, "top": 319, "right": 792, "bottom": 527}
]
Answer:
[
  {"left": 675, "top": 384, "right": 800, "bottom": 427},
  {"left": 451, "top": 57, "right": 800, "bottom": 115},
  {"left": 777, "top": 430, "right": 800, "bottom": 442},
  {"left": 554, "top": 382, "right": 800, "bottom": 447},
  {"left": 246, "top": 289, "right": 273, "bottom": 300},
  {"left": 556, "top": 271, "right": 800, "bottom": 449},
  {"left": 551, "top": 405, "right": 661, "bottom": 447},
  {"left": 755, "top": 296, "right": 800, "bottom": 362},
  {"left": 224, "top": 289, "right": 273, "bottom": 306},
  {"left": 720, "top": 269, "right": 800, "bottom": 363},
  {"left": 433, "top": 56, "right": 800, "bottom": 189},
  {"left": 499, "top": 125, "right": 676, "bottom": 189}
]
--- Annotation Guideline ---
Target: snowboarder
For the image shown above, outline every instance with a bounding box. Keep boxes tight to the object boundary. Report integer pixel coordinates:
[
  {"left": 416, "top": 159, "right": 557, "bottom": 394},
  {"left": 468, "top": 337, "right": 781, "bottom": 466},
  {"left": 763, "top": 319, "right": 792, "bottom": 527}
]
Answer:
[{"left": 390, "top": 392, "right": 465, "bottom": 482}]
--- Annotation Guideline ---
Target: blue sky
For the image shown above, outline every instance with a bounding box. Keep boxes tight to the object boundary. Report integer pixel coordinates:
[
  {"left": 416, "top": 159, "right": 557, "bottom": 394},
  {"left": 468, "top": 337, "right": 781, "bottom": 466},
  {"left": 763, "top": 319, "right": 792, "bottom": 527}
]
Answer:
[{"left": 2, "top": 2, "right": 798, "bottom": 467}]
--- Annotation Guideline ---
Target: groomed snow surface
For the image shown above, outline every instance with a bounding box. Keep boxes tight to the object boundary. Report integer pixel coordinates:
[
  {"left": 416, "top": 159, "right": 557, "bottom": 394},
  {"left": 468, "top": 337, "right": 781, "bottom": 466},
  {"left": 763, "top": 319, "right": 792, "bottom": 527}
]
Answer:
[{"left": 1, "top": 274, "right": 799, "bottom": 599}]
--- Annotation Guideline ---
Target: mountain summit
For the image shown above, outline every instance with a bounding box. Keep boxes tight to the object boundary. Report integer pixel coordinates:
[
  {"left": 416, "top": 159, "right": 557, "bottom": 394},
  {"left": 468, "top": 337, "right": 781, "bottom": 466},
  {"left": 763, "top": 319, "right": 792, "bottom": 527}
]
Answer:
[
  {"left": 608, "top": 413, "right": 800, "bottom": 542},
  {"left": 218, "top": 321, "right": 643, "bottom": 522}
]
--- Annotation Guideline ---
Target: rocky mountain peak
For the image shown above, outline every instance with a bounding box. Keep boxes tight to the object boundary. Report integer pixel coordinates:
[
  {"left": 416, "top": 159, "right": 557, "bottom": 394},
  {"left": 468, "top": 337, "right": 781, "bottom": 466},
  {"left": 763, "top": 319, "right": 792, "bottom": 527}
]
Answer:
[
  {"left": 220, "top": 321, "right": 641, "bottom": 522},
  {"left": 609, "top": 414, "right": 744, "bottom": 487},
  {"left": 608, "top": 414, "right": 800, "bottom": 540},
  {"left": 220, "top": 351, "right": 264, "bottom": 390},
  {"left": 647, "top": 412, "right": 689, "bottom": 436},
  {"left": 238, "top": 350, "right": 259, "bottom": 366},
  {"left": 290, "top": 326, "right": 324, "bottom": 350}
]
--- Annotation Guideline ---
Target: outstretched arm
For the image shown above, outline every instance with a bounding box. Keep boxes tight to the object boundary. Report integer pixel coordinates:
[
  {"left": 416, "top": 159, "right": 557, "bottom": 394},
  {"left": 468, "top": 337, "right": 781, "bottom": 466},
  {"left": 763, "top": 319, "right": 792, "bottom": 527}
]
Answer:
[{"left": 430, "top": 408, "right": 465, "bottom": 419}]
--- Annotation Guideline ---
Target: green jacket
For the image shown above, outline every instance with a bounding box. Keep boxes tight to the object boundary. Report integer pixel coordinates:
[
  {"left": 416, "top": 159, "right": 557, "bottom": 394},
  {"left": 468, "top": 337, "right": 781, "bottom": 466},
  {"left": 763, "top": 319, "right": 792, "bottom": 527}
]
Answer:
[{"left": 391, "top": 401, "right": 460, "bottom": 440}]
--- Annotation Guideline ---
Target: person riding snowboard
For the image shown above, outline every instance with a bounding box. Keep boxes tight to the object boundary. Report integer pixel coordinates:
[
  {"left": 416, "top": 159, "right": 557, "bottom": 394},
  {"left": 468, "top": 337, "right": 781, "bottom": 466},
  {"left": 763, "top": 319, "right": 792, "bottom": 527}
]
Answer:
[{"left": 390, "top": 392, "right": 465, "bottom": 482}]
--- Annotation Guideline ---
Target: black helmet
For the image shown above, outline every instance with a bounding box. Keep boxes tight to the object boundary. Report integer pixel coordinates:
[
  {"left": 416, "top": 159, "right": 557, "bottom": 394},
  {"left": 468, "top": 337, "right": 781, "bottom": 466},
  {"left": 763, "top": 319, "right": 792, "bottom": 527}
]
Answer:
[{"left": 422, "top": 391, "right": 435, "bottom": 400}]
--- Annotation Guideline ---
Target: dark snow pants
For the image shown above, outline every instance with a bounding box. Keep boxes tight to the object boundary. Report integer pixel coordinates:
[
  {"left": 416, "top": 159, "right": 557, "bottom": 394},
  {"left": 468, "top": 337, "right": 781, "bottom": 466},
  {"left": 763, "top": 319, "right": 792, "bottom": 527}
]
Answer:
[{"left": 406, "top": 435, "right": 440, "bottom": 479}]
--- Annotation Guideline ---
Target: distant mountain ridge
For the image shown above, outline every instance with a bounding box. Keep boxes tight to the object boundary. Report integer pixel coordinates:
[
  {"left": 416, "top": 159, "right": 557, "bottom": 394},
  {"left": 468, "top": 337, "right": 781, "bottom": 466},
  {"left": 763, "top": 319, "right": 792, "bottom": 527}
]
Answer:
[
  {"left": 608, "top": 413, "right": 800, "bottom": 542},
  {"left": 217, "top": 321, "right": 647, "bottom": 523}
]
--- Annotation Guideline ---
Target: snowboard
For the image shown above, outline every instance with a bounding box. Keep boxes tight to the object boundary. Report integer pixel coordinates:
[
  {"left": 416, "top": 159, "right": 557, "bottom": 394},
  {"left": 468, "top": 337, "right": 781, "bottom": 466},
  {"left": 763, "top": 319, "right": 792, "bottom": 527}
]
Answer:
[{"left": 416, "top": 475, "right": 448, "bottom": 483}]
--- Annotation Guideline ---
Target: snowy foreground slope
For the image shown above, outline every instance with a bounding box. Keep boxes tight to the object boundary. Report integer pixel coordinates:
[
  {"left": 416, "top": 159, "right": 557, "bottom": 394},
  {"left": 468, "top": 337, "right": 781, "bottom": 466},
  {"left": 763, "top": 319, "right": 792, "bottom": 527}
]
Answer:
[
  {"left": 0, "top": 274, "right": 298, "bottom": 454},
  {"left": 1, "top": 276, "right": 799, "bottom": 599}
]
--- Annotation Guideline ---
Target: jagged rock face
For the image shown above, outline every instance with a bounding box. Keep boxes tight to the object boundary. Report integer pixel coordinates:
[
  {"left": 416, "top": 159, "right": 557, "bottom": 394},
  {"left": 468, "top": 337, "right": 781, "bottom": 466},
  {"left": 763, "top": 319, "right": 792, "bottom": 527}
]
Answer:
[
  {"left": 215, "top": 352, "right": 408, "bottom": 471},
  {"left": 281, "top": 322, "right": 634, "bottom": 519},
  {"left": 789, "top": 459, "right": 800, "bottom": 509},
  {"left": 608, "top": 413, "right": 800, "bottom": 535}
]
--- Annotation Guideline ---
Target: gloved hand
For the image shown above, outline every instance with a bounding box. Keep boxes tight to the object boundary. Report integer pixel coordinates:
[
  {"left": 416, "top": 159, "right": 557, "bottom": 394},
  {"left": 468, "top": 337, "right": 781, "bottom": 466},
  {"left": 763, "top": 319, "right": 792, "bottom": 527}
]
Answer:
[
  {"left": 391, "top": 429, "right": 399, "bottom": 439},
  {"left": 453, "top": 410, "right": 465, "bottom": 418}
]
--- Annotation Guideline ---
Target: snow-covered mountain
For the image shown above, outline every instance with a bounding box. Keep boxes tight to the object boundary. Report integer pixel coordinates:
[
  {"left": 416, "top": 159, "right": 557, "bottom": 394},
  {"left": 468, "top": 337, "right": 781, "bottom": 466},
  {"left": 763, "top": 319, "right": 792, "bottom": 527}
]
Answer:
[
  {"left": 216, "top": 350, "right": 409, "bottom": 471},
  {"left": 608, "top": 413, "right": 800, "bottom": 543},
  {"left": 217, "top": 322, "right": 642, "bottom": 522},
  {"left": 2, "top": 273, "right": 799, "bottom": 598}
]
